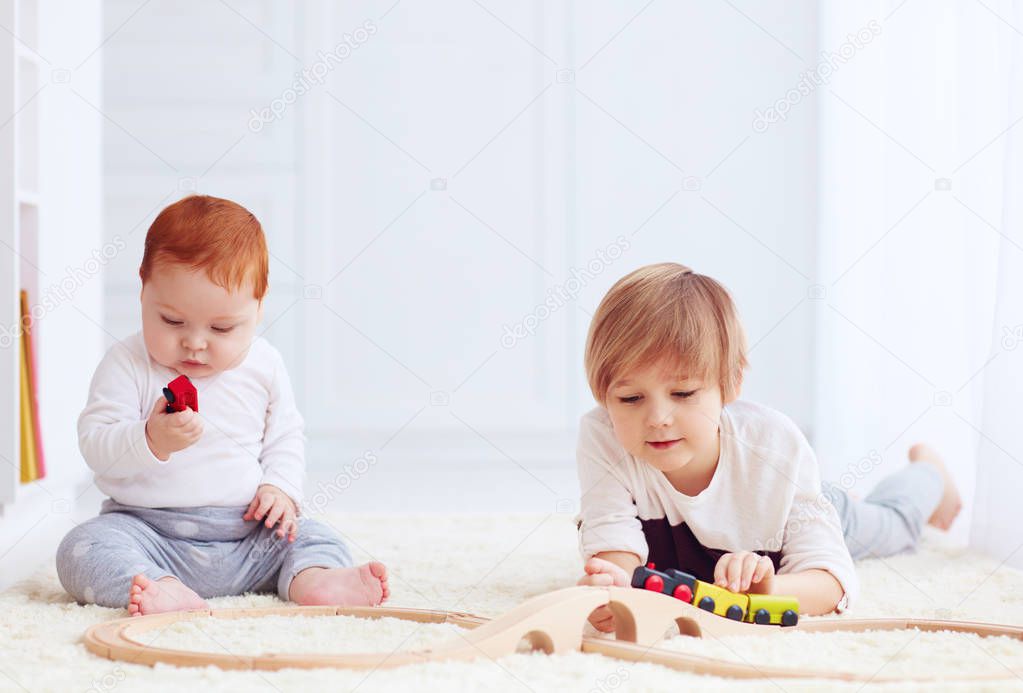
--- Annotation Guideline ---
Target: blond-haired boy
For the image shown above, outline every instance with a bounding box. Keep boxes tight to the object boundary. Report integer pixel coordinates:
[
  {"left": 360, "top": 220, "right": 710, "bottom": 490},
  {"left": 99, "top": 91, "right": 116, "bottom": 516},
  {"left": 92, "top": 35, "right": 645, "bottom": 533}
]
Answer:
[{"left": 576, "top": 263, "right": 960, "bottom": 630}]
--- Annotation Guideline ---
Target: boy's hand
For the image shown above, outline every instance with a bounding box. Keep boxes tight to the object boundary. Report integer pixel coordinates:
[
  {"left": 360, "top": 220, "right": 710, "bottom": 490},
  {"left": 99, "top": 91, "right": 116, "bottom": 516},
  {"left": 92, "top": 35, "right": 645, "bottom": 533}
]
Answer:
[
  {"left": 714, "top": 551, "right": 775, "bottom": 594},
  {"left": 578, "top": 557, "right": 630, "bottom": 632},
  {"left": 243, "top": 484, "right": 298, "bottom": 542},
  {"left": 145, "top": 396, "right": 203, "bottom": 461}
]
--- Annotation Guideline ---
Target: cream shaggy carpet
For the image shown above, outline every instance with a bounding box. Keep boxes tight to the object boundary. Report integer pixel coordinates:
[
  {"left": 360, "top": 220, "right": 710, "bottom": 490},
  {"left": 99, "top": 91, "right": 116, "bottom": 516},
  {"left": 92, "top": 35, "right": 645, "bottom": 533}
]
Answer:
[{"left": 4, "top": 512, "right": 1023, "bottom": 692}]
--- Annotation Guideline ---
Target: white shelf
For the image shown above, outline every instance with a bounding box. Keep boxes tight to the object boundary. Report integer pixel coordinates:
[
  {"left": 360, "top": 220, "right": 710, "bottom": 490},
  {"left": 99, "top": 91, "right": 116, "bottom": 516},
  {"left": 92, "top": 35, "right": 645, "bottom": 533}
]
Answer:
[
  {"left": 0, "top": 0, "right": 41, "bottom": 508},
  {"left": 0, "top": 468, "right": 93, "bottom": 549},
  {"left": 14, "top": 1, "right": 36, "bottom": 58},
  {"left": 16, "top": 188, "right": 38, "bottom": 206},
  {"left": 0, "top": 1, "right": 17, "bottom": 506},
  {"left": 15, "top": 55, "right": 38, "bottom": 195},
  {"left": 14, "top": 46, "right": 41, "bottom": 68},
  {"left": 14, "top": 476, "right": 46, "bottom": 504},
  {"left": 18, "top": 201, "right": 38, "bottom": 301},
  {"left": 13, "top": 467, "right": 91, "bottom": 504}
]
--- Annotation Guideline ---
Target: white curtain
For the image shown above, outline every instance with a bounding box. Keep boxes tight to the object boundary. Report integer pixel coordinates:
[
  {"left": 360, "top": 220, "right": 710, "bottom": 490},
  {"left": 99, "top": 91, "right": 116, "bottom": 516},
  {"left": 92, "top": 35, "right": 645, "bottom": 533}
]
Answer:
[
  {"left": 815, "top": 0, "right": 1015, "bottom": 546},
  {"left": 969, "top": 0, "right": 1023, "bottom": 565}
]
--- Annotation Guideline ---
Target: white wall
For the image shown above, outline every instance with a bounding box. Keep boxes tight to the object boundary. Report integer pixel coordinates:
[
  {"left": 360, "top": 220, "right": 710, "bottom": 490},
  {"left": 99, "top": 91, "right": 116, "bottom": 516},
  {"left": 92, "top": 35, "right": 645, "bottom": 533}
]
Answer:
[
  {"left": 100, "top": 1, "right": 819, "bottom": 507},
  {"left": 294, "top": 1, "right": 820, "bottom": 463},
  {"left": 568, "top": 1, "right": 820, "bottom": 433},
  {"left": 100, "top": 1, "right": 303, "bottom": 353}
]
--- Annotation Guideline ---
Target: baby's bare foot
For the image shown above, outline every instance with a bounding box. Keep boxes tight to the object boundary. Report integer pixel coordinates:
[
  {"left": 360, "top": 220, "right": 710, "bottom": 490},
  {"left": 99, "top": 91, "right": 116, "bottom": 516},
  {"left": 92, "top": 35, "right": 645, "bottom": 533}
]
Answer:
[
  {"left": 289, "top": 562, "right": 389, "bottom": 607},
  {"left": 909, "top": 442, "right": 962, "bottom": 530},
  {"left": 127, "top": 574, "right": 209, "bottom": 617}
]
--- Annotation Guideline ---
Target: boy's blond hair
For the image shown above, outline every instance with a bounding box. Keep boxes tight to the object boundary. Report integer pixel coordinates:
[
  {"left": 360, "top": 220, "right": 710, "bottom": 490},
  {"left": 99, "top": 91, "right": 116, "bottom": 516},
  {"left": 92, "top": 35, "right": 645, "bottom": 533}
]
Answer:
[{"left": 584, "top": 262, "right": 748, "bottom": 402}]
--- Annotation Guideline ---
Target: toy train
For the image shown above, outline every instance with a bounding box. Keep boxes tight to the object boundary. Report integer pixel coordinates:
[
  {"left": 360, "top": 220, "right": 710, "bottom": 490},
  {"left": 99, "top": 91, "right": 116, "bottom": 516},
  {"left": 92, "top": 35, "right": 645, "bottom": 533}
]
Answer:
[
  {"left": 164, "top": 375, "right": 198, "bottom": 414},
  {"left": 631, "top": 563, "right": 799, "bottom": 627}
]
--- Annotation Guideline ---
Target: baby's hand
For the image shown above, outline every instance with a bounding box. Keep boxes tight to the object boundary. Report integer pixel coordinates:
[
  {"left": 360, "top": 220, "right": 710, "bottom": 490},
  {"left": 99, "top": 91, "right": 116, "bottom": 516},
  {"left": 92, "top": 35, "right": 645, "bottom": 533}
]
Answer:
[
  {"left": 714, "top": 551, "right": 775, "bottom": 594},
  {"left": 243, "top": 484, "right": 298, "bottom": 542},
  {"left": 578, "top": 557, "right": 630, "bottom": 633},
  {"left": 145, "top": 396, "right": 203, "bottom": 461}
]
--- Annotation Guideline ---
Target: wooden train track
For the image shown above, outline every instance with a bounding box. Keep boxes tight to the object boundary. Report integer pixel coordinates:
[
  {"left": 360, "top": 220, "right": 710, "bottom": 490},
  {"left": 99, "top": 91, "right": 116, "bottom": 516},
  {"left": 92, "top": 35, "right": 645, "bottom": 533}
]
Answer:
[{"left": 83, "top": 586, "right": 1023, "bottom": 681}]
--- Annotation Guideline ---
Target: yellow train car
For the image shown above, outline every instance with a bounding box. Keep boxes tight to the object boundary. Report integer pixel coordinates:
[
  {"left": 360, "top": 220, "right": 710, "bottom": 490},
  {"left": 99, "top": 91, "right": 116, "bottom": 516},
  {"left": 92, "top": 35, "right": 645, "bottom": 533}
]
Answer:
[
  {"left": 745, "top": 594, "right": 799, "bottom": 627},
  {"left": 692, "top": 580, "right": 748, "bottom": 621}
]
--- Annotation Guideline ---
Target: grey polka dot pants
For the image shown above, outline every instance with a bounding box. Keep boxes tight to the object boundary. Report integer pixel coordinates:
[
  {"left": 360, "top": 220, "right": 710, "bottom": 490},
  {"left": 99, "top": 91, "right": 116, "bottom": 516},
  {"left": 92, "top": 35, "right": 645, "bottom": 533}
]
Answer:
[{"left": 56, "top": 499, "right": 353, "bottom": 607}]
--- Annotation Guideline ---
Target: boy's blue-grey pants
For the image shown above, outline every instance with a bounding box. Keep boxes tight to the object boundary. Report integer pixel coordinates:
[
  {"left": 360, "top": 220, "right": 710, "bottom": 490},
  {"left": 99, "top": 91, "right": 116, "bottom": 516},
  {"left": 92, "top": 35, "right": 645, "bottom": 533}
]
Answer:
[
  {"left": 56, "top": 499, "right": 353, "bottom": 607},
  {"left": 825, "top": 462, "right": 944, "bottom": 560}
]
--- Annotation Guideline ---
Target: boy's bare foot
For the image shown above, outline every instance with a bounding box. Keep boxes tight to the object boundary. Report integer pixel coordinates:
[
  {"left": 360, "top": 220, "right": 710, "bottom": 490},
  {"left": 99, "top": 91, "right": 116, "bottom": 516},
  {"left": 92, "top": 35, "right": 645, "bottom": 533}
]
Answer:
[
  {"left": 128, "top": 574, "right": 209, "bottom": 617},
  {"left": 289, "top": 562, "right": 390, "bottom": 607},
  {"left": 909, "top": 443, "right": 962, "bottom": 530}
]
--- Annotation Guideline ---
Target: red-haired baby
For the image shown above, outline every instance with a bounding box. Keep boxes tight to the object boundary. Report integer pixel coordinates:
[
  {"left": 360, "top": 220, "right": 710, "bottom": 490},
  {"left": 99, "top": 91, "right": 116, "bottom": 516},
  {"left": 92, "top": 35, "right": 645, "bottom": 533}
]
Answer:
[{"left": 57, "top": 195, "right": 389, "bottom": 615}]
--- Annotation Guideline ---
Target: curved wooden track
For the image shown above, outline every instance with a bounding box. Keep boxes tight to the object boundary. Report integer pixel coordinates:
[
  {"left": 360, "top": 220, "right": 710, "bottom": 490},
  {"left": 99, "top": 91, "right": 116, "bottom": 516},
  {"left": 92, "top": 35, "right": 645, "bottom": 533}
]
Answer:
[{"left": 83, "top": 586, "right": 1023, "bottom": 681}]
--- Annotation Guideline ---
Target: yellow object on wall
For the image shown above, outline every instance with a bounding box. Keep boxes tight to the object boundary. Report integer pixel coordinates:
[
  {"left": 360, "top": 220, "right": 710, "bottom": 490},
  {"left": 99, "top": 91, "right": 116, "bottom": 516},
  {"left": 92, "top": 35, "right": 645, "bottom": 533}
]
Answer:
[{"left": 19, "top": 319, "right": 37, "bottom": 483}]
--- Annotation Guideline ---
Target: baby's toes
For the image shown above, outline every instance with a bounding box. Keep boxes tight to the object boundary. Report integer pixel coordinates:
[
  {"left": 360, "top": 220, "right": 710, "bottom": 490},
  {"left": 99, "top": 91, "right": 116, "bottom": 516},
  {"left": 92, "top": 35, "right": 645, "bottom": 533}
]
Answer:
[{"left": 376, "top": 567, "right": 390, "bottom": 599}]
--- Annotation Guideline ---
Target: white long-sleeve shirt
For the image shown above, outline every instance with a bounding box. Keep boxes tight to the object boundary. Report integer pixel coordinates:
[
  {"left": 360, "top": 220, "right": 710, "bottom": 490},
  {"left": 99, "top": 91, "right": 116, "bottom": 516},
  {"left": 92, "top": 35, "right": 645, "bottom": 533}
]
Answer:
[
  {"left": 78, "top": 331, "right": 306, "bottom": 508},
  {"left": 576, "top": 400, "right": 859, "bottom": 610}
]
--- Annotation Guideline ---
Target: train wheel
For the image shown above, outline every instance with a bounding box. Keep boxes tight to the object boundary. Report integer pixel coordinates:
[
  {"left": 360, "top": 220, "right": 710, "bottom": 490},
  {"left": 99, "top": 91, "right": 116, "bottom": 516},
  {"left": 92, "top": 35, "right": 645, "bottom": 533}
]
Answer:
[
  {"left": 643, "top": 575, "right": 664, "bottom": 592},
  {"left": 672, "top": 585, "right": 693, "bottom": 603},
  {"left": 725, "top": 604, "right": 744, "bottom": 621},
  {"left": 698, "top": 596, "right": 715, "bottom": 612},
  {"left": 781, "top": 610, "right": 798, "bottom": 627},
  {"left": 754, "top": 608, "right": 771, "bottom": 625}
]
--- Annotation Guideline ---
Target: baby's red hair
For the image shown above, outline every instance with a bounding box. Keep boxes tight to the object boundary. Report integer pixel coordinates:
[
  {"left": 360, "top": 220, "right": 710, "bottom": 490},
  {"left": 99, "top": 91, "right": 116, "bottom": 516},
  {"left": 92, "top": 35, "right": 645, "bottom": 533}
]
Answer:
[{"left": 139, "top": 195, "right": 269, "bottom": 300}]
